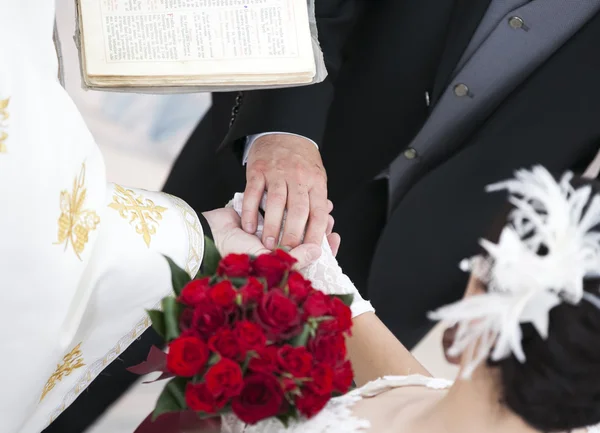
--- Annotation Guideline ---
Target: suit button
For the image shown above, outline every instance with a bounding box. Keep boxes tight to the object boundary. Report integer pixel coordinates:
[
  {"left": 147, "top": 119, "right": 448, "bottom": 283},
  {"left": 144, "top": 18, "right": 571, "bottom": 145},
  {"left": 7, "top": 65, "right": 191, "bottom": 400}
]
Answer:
[
  {"left": 404, "top": 148, "right": 418, "bottom": 159},
  {"left": 453, "top": 83, "right": 469, "bottom": 97},
  {"left": 508, "top": 16, "right": 525, "bottom": 29}
]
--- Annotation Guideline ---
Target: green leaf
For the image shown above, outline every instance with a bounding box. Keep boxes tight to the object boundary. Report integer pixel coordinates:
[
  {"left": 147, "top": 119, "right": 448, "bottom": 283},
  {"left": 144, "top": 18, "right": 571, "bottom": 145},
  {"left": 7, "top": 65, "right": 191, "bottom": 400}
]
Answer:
[
  {"left": 228, "top": 277, "right": 247, "bottom": 288},
  {"left": 276, "top": 406, "right": 297, "bottom": 428},
  {"left": 276, "top": 415, "right": 291, "bottom": 428},
  {"left": 241, "top": 351, "right": 255, "bottom": 374},
  {"left": 146, "top": 309, "right": 166, "bottom": 340},
  {"left": 208, "top": 352, "right": 220, "bottom": 366},
  {"left": 311, "top": 315, "right": 334, "bottom": 324},
  {"left": 162, "top": 297, "right": 181, "bottom": 342},
  {"left": 202, "top": 236, "right": 222, "bottom": 275},
  {"left": 333, "top": 294, "right": 354, "bottom": 307},
  {"left": 290, "top": 324, "right": 311, "bottom": 347},
  {"left": 164, "top": 255, "right": 191, "bottom": 296},
  {"left": 152, "top": 377, "right": 188, "bottom": 421}
]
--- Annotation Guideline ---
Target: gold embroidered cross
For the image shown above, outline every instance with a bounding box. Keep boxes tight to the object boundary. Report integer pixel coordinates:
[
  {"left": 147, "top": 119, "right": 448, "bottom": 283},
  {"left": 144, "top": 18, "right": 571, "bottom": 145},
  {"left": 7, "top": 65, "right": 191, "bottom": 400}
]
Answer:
[
  {"left": 0, "top": 97, "right": 10, "bottom": 153},
  {"left": 108, "top": 185, "right": 167, "bottom": 247},
  {"left": 40, "top": 342, "right": 85, "bottom": 401}
]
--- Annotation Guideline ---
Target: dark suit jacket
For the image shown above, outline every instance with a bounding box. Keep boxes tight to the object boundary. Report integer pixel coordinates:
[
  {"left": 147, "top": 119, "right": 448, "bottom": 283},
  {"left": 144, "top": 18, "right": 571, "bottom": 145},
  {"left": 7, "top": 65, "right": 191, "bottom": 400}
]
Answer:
[{"left": 165, "top": 0, "right": 600, "bottom": 346}]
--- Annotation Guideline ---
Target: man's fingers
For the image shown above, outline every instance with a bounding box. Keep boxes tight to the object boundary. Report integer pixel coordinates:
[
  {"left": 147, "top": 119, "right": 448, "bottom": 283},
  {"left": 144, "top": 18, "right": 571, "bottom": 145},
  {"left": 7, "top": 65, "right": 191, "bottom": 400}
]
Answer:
[
  {"left": 281, "top": 185, "right": 310, "bottom": 248},
  {"left": 262, "top": 179, "right": 288, "bottom": 249},
  {"left": 303, "top": 188, "right": 329, "bottom": 246},
  {"left": 242, "top": 172, "right": 266, "bottom": 233},
  {"left": 327, "top": 233, "right": 341, "bottom": 257},
  {"left": 327, "top": 200, "right": 334, "bottom": 213},
  {"left": 289, "top": 243, "right": 322, "bottom": 269},
  {"left": 326, "top": 215, "right": 335, "bottom": 236}
]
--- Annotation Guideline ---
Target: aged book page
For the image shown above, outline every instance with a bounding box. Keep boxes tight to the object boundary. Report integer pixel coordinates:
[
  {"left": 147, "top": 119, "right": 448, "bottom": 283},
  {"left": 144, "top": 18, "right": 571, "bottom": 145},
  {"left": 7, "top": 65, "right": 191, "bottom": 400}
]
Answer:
[{"left": 78, "top": 0, "right": 316, "bottom": 84}]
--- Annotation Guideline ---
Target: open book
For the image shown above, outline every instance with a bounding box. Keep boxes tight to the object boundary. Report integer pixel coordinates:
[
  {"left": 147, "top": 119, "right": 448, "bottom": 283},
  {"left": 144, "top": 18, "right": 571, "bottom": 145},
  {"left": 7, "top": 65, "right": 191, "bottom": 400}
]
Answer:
[{"left": 75, "top": 0, "right": 322, "bottom": 92}]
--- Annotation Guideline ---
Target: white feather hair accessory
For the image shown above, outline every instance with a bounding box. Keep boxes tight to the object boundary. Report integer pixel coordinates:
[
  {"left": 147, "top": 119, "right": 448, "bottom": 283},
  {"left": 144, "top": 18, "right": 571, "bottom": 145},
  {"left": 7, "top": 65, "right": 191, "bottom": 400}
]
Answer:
[{"left": 429, "top": 166, "right": 600, "bottom": 379}]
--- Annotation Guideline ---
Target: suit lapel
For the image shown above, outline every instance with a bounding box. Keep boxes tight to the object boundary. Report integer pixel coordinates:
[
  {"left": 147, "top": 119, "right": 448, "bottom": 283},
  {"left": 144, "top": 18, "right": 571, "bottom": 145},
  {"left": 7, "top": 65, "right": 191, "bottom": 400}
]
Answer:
[{"left": 430, "top": 0, "right": 494, "bottom": 106}]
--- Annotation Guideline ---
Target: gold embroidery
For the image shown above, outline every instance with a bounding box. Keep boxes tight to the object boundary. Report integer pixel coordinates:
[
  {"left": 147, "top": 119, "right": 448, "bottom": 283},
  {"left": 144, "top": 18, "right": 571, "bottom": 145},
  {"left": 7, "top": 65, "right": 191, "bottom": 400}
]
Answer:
[
  {"left": 46, "top": 312, "right": 157, "bottom": 428},
  {"left": 108, "top": 185, "right": 167, "bottom": 247},
  {"left": 55, "top": 163, "right": 100, "bottom": 260},
  {"left": 0, "top": 97, "right": 10, "bottom": 153},
  {"left": 40, "top": 343, "right": 85, "bottom": 401}
]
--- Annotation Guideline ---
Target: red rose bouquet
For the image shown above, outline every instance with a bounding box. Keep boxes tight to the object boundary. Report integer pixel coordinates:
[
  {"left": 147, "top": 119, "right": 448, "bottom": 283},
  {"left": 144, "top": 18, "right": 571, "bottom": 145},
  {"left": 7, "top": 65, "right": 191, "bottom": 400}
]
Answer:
[{"left": 130, "top": 238, "right": 354, "bottom": 431}]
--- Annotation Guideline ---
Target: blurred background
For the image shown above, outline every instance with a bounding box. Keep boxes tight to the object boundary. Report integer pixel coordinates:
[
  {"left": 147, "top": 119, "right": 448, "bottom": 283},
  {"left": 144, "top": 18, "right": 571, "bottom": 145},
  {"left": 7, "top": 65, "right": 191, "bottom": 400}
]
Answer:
[
  {"left": 56, "top": 0, "right": 210, "bottom": 192},
  {"left": 56, "top": 1, "right": 456, "bottom": 431}
]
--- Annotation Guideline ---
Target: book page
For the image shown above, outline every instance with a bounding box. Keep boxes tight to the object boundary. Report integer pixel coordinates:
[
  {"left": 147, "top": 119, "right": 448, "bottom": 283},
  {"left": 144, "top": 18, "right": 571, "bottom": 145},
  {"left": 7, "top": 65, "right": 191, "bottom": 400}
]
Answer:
[{"left": 79, "top": 0, "right": 315, "bottom": 78}]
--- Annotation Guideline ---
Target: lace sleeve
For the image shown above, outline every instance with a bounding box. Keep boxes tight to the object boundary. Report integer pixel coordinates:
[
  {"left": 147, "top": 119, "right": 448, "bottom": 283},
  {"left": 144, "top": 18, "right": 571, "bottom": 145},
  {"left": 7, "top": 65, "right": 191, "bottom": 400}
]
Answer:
[
  {"left": 301, "top": 234, "right": 374, "bottom": 317},
  {"left": 227, "top": 193, "right": 374, "bottom": 317}
]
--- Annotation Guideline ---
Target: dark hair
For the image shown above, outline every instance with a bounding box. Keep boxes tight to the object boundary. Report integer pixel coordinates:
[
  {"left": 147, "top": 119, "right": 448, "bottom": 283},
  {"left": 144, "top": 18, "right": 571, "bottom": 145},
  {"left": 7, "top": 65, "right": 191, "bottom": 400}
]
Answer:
[{"left": 484, "top": 176, "right": 600, "bottom": 432}]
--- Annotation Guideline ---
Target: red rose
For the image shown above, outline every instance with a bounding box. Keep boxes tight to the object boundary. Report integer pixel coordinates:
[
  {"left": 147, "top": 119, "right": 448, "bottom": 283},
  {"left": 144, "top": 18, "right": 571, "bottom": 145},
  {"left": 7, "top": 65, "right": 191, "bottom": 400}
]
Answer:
[
  {"left": 205, "top": 358, "right": 244, "bottom": 398},
  {"left": 240, "top": 277, "right": 265, "bottom": 305},
  {"left": 295, "top": 388, "right": 330, "bottom": 419},
  {"left": 166, "top": 336, "right": 209, "bottom": 377},
  {"left": 287, "top": 272, "right": 313, "bottom": 302},
  {"left": 209, "top": 280, "right": 237, "bottom": 309},
  {"left": 178, "top": 278, "right": 210, "bottom": 306},
  {"left": 331, "top": 298, "right": 353, "bottom": 333},
  {"left": 252, "top": 251, "right": 295, "bottom": 287},
  {"left": 303, "top": 291, "right": 332, "bottom": 318},
  {"left": 185, "top": 382, "right": 227, "bottom": 413},
  {"left": 277, "top": 345, "right": 313, "bottom": 378},
  {"left": 256, "top": 290, "right": 301, "bottom": 339},
  {"left": 308, "top": 363, "right": 334, "bottom": 395},
  {"left": 179, "top": 307, "right": 194, "bottom": 331},
  {"left": 248, "top": 345, "right": 279, "bottom": 374},
  {"left": 180, "top": 328, "right": 200, "bottom": 339},
  {"left": 231, "top": 373, "right": 284, "bottom": 424},
  {"left": 208, "top": 328, "right": 244, "bottom": 361},
  {"left": 333, "top": 360, "right": 354, "bottom": 394},
  {"left": 272, "top": 249, "right": 298, "bottom": 267},
  {"left": 218, "top": 254, "right": 252, "bottom": 277},
  {"left": 308, "top": 332, "right": 346, "bottom": 365},
  {"left": 193, "top": 301, "right": 227, "bottom": 338},
  {"left": 234, "top": 321, "right": 267, "bottom": 352},
  {"left": 320, "top": 297, "right": 352, "bottom": 334}
]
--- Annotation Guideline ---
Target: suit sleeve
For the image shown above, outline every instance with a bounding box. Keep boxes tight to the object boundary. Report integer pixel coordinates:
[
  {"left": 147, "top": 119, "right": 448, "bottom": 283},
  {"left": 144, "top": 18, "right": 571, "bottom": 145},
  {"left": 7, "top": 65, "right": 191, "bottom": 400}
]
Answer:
[{"left": 222, "top": 0, "right": 362, "bottom": 152}]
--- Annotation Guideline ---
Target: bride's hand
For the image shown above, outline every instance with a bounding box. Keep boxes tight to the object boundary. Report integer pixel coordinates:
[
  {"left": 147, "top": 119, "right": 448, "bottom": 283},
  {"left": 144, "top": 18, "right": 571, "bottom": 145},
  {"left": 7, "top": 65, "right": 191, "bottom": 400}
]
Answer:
[{"left": 202, "top": 208, "right": 324, "bottom": 268}]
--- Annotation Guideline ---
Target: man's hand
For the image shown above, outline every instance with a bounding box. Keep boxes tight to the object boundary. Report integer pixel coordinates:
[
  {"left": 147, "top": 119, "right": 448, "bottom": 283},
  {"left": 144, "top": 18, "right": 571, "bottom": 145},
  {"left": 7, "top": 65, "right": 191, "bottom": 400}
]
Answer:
[
  {"left": 203, "top": 207, "right": 323, "bottom": 269},
  {"left": 243, "top": 134, "right": 328, "bottom": 250}
]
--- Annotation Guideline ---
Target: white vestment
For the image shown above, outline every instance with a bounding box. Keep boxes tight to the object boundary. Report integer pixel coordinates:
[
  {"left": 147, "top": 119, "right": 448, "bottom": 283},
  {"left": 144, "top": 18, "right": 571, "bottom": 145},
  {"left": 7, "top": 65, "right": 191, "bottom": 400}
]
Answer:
[{"left": 0, "top": 2, "right": 203, "bottom": 432}]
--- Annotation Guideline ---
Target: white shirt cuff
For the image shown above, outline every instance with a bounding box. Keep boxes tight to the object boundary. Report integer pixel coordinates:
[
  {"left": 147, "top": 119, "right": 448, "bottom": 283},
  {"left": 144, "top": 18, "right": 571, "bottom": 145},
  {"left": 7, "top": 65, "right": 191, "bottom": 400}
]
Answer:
[{"left": 243, "top": 132, "right": 319, "bottom": 165}]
